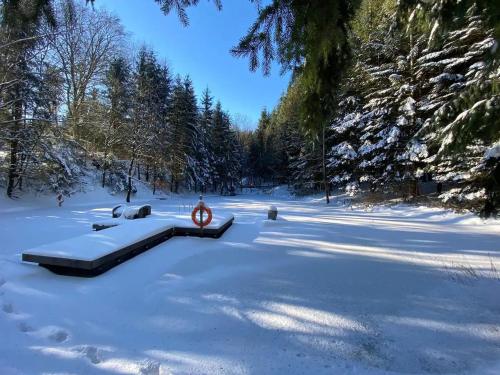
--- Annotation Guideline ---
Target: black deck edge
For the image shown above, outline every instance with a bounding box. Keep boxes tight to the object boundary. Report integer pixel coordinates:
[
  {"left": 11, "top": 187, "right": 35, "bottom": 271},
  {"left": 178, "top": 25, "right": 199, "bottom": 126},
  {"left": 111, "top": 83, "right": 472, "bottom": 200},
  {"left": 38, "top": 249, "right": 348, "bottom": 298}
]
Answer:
[
  {"left": 92, "top": 223, "right": 119, "bottom": 231},
  {"left": 25, "top": 217, "right": 234, "bottom": 278},
  {"left": 174, "top": 217, "right": 234, "bottom": 239}
]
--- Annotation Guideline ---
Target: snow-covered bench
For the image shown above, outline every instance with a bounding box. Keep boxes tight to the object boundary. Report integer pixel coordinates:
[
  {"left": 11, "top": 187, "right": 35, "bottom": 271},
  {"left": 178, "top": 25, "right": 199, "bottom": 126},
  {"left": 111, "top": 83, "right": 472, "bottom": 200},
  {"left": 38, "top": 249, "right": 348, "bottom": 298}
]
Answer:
[
  {"left": 22, "top": 214, "right": 234, "bottom": 277},
  {"left": 92, "top": 204, "right": 153, "bottom": 231},
  {"left": 112, "top": 204, "right": 151, "bottom": 219}
]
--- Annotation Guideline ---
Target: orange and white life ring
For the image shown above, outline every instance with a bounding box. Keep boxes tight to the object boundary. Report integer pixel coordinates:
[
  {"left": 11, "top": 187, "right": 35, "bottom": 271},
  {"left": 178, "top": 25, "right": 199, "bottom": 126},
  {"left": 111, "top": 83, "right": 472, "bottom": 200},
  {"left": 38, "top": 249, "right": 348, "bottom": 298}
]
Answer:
[{"left": 191, "top": 204, "right": 213, "bottom": 227}]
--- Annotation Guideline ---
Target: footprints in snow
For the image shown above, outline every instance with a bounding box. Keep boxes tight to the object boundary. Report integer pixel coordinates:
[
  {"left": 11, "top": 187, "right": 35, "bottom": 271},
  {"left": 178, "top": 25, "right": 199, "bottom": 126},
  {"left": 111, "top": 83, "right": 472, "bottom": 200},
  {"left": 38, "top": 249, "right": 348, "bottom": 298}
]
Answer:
[
  {"left": 2, "top": 302, "right": 14, "bottom": 314},
  {"left": 139, "top": 359, "right": 161, "bottom": 375},
  {"left": 77, "top": 345, "right": 101, "bottom": 364},
  {"left": 49, "top": 328, "right": 69, "bottom": 343},
  {"left": 17, "top": 321, "right": 34, "bottom": 333},
  {"left": 73, "top": 346, "right": 161, "bottom": 374},
  {"left": 1, "top": 292, "right": 69, "bottom": 343},
  {"left": 0, "top": 279, "right": 159, "bottom": 373}
]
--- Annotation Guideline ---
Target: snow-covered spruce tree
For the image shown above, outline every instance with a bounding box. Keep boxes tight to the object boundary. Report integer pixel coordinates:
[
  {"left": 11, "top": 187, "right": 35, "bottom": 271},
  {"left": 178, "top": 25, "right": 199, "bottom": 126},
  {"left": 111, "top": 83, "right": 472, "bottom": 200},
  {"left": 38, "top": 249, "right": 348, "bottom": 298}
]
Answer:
[
  {"left": 147, "top": 63, "right": 172, "bottom": 194},
  {"left": 250, "top": 79, "right": 313, "bottom": 193},
  {"left": 124, "top": 47, "right": 160, "bottom": 202},
  {"left": 284, "top": 126, "right": 308, "bottom": 192},
  {"left": 191, "top": 88, "right": 216, "bottom": 192},
  {"left": 210, "top": 101, "right": 227, "bottom": 193},
  {"left": 166, "top": 76, "right": 197, "bottom": 193},
  {"left": 328, "top": 1, "right": 430, "bottom": 197},
  {"left": 225, "top": 123, "right": 243, "bottom": 192},
  {"left": 182, "top": 78, "right": 213, "bottom": 193},
  {"left": 328, "top": 95, "right": 363, "bottom": 190},
  {"left": 416, "top": 4, "right": 499, "bottom": 209},
  {"left": 252, "top": 109, "right": 276, "bottom": 183},
  {"left": 270, "top": 97, "right": 303, "bottom": 186},
  {"left": 288, "top": 137, "right": 323, "bottom": 194},
  {"left": 326, "top": 0, "right": 396, "bottom": 194},
  {"left": 210, "top": 101, "right": 240, "bottom": 194},
  {"left": 351, "top": 12, "right": 416, "bottom": 193}
]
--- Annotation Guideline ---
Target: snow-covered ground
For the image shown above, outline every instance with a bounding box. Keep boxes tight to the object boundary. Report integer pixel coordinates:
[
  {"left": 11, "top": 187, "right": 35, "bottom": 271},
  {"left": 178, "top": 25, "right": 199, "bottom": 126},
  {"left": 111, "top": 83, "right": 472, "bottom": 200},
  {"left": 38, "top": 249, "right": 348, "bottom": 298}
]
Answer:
[{"left": 1, "top": 189, "right": 500, "bottom": 374}]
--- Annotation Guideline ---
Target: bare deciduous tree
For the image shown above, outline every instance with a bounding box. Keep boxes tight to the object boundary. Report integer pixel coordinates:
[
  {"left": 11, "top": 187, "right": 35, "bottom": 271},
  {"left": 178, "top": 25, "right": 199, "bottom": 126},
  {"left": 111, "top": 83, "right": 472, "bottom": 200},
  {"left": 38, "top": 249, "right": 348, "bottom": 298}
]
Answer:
[{"left": 49, "top": 0, "right": 124, "bottom": 138}]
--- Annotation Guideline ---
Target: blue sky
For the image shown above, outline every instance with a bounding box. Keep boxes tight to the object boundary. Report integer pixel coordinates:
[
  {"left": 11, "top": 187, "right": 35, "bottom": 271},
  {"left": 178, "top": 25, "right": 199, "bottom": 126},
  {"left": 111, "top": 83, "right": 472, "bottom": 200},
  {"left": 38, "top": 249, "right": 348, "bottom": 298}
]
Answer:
[{"left": 96, "top": 0, "right": 291, "bottom": 129}]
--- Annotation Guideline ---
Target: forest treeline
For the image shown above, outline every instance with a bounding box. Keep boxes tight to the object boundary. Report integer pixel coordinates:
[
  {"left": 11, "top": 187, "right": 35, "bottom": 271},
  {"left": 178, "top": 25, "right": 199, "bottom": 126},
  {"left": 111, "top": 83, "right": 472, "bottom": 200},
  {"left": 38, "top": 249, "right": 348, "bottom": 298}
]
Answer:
[
  {"left": 246, "top": 0, "right": 499, "bottom": 212},
  {"left": 0, "top": 0, "right": 499, "bottom": 213},
  {"left": 0, "top": 0, "right": 243, "bottom": 201}
]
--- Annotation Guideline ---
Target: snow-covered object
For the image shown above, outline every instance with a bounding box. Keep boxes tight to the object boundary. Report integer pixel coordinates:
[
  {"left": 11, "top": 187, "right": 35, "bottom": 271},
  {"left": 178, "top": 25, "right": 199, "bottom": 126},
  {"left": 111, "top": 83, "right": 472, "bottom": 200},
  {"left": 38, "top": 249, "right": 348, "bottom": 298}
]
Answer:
[
  {"left": 123, "top": 207, "right": 137, "bottom": 219},
  {"left": 389, "top": 73, "right": 403, "bottom": 83},
  {"left": 400, "top": 97, "right": 416, "bottom": 116},
  {"left": 268, "top": 206, "right": 278, "bottom": 220},
  {"left": 402, "top": 139, "right": 429, "bottom": 161},
  {"left": 112, "top": 204, "right": 126, "bottom": 218},
  {"left": 330, "top": 142, "right": 358, "bottom": 160},
  {"left": 120, "top": 205, "right": 151, "bottom": 219},
  {"left": 484, "top": 142, "right": 500, "bottom": 160},
  {"left": 331, "top": 173, "right": 352, "bottom": 184},
  {"left": 386, "top": 127, "right": 401, "bottom": 144},
  {"left": 23, "top": 214, "right": 235, "bottom": 262},
  {"left": 359, "top": 154, "right": 386, "bottom": 168},
  {"left": 24, "top": 220, "right": 175, "bottom": 262},
  {"left": 360, "top": 175, "right": 376, "bottom": 183},
  {"left": 397, "top": 116, "right": 409, "bottom": 126},
  {"left": 440, "top": 188, "right": 486, "bottom": 203},
  {"left": 331, "top": 112, "right": 367, "bottom": 134},
  {"left": 345, "top": 182, "right": 359, "bottom": 196},
  {"left": 428, "top": 19, "right": 440, "bottom": 46}
]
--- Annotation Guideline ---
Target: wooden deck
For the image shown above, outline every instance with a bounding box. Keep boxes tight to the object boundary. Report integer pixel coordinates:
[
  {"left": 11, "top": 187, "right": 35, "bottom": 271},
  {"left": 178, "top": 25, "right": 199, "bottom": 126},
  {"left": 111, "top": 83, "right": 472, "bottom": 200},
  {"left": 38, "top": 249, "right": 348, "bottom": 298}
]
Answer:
[{"left": 22, "top": 216, "right": 234, "bottom": 277}]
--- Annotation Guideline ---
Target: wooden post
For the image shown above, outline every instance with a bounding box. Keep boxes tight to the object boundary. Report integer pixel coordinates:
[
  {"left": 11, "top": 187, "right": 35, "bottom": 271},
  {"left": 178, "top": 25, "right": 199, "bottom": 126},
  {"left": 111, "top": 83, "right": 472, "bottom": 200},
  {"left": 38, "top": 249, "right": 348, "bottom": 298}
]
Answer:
[{"left": 199, "top": 195, "right": 204, "bottom": 235}]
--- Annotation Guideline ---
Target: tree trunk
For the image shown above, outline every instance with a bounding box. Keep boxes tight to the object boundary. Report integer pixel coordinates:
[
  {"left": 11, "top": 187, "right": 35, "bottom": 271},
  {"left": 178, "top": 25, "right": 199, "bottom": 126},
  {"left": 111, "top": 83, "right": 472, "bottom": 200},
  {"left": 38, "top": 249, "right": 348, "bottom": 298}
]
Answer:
[
  {"left": 137, "top": 164, "right": 141, "bottom": 181},
  {"left": 6, "top": 140, "right": 19, "bottom": 198},
  {"left": 152, "top": 166, "right": 156, "bottom": 195},
  {"left": 7, "top": 95, "right": 22, "bottom": 198},
  {"left": 126, "top": 158, "right": 135, "bottom": 203},
  {"left": 322, "top": 124, "right": 330, "bottom": 204},
  {"left": 102, "top": 150, "right": 108, "bottom": 188},
  {"left": 145, "top": 165, "right": 150, "bottom": 182}
]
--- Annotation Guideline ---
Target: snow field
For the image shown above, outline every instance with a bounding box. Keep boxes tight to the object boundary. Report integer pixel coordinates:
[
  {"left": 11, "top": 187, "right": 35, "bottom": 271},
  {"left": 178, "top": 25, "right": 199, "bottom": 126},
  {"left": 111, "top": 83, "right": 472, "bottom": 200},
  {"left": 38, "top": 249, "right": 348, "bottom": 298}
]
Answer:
[{"left": 0, "top": 192, "right": 499, "bottom": 374}]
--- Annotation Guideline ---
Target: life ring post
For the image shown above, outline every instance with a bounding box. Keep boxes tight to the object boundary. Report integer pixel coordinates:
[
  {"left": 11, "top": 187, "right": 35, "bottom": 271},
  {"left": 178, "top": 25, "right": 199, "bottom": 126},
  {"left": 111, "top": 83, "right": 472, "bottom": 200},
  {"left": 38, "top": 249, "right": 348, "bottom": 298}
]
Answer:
[
  {"left": 199, "top": 199, "right": 204, "bottom": 232},
  {"left": 191, "top": 195, "right": 213, "bottom": 229}
]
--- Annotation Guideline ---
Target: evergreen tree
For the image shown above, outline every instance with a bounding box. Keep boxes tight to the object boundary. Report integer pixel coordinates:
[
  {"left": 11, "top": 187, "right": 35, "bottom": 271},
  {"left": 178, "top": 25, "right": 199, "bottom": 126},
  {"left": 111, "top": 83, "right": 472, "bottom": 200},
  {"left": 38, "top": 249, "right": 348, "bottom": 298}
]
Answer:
[
  {"left": 210, "top": 101, "right": 240, "bottom": 193},
  {"left": 0, "top": 0, "right": 56, "bottom": 197},
  {"left": 125, "top": 47, "right": 160, "bottom": 202},
  {"left": 148, "top": 63, "right": 172, "bottom": 194},
  {"left": 101, "top": 56, "right": 132, "bottom": 188},
  {"left": 187, "top": 88, "right": 214, "bottom": 192},
  {"left": 167, "top": 76, "right": 197, "bottom": 193}
]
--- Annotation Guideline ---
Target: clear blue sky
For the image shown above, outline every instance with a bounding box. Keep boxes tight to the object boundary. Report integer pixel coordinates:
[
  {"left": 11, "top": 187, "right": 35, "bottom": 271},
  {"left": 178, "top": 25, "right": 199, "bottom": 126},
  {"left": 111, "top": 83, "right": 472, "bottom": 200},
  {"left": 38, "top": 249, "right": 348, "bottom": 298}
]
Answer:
[{"left": 96, "top": 0, "right": 291, "bottom": 129}]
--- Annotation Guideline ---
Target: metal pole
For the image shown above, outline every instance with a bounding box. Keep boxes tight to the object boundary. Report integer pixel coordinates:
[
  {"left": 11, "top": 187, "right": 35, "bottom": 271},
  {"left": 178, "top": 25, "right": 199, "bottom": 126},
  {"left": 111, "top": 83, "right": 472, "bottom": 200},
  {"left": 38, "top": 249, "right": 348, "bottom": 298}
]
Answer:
[{"left": 199, "top": 194, "right": 204, "bottom": 235}]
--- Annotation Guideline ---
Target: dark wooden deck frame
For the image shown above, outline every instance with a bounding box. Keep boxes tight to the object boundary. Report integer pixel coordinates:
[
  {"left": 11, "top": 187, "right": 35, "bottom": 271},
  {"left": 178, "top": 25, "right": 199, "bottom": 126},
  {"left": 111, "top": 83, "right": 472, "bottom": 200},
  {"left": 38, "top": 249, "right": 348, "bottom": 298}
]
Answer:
[
  {"left": 22, "top": 217, "right": 234, "bottom": 278},
  {"left": 92, "top": 223, "right": 119, "bottom": 231}
]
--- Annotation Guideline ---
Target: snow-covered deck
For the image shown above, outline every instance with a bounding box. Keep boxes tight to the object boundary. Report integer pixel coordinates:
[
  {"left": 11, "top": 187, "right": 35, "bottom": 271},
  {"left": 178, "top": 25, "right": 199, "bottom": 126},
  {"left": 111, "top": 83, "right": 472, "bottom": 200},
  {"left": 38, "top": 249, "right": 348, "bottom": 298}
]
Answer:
[{"left": 22, "top": 214, "right": 234, "bottom": 276}]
